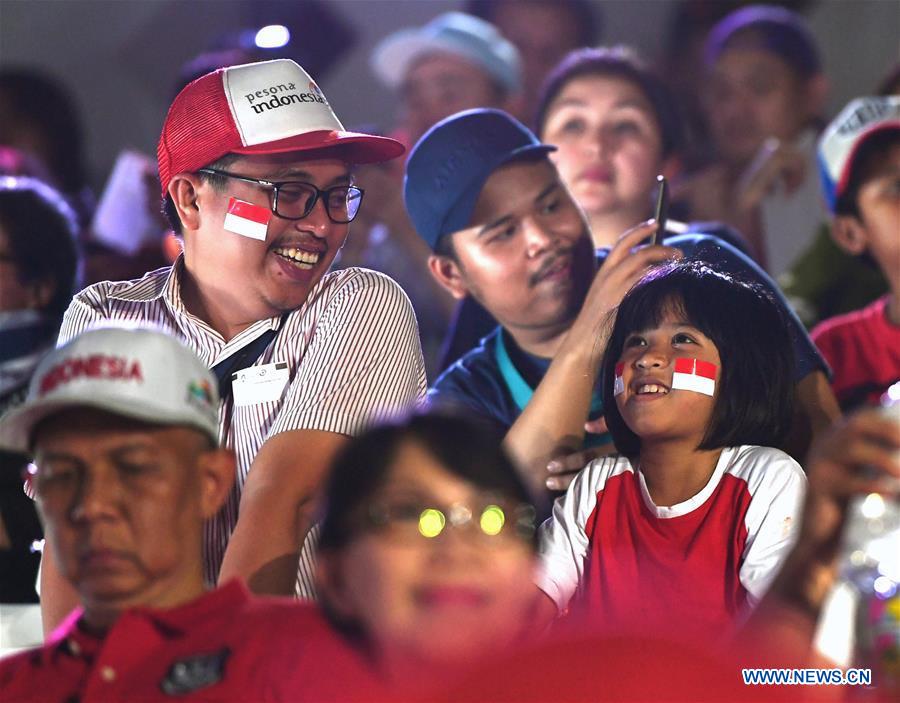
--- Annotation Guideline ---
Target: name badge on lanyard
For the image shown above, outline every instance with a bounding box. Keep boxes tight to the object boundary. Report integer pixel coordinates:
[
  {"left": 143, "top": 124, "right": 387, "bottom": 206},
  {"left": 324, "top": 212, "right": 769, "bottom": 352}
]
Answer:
[{"left": 231, "top": 362, "right": 289, "bottom": 407}]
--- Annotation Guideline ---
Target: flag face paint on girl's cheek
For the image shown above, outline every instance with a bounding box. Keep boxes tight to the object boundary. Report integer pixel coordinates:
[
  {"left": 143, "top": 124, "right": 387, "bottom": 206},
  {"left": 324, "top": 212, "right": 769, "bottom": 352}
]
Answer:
[
  {"left": 223, "top": 198, "right": 271, "bottom": 241},
  {"left": 614, "top": 363, "right": 625, "bottom": 396},
  {"left": 671, "top": 358, "right": 717, "bottom": 397}
]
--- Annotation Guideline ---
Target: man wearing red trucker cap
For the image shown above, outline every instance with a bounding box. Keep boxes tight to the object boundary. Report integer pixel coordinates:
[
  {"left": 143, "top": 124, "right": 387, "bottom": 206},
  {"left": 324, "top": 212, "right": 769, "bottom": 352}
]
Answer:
[{"left": 40, "top": 58, "right": 427, "bottom": 631}]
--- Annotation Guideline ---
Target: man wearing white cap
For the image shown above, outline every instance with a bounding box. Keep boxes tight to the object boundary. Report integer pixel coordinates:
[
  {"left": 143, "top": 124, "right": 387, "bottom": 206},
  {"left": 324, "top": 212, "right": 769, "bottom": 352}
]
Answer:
[
  {"left": 345, "top": 12, "right": 523, "bottom": 377},
  {"left": 371, "top": 11, "right": 521, "bottom": 147},
  {"left": 43, "top": 58, "right": 427, "bottom": 628},
  {"left": 0, "top": 327, "right": 381, "bottom": 701}
]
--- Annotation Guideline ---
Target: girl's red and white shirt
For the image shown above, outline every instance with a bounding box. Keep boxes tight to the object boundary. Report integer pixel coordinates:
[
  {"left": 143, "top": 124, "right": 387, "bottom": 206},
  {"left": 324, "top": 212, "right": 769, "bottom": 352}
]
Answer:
[{"left": 537, "top": 445, "right": 806, "bottom": 642}]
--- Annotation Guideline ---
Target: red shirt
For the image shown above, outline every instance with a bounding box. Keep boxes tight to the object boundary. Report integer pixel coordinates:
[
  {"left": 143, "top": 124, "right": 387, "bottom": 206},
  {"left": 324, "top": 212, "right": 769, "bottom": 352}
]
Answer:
[
  {"left": 0, "top": 580, "right": 384, "bottom": 702},
  {"left": 812, "top": 296, "right": 900, "bottom": 410},
  {"left": 538, "top": 447, "right": 806, "bottom": 643}
]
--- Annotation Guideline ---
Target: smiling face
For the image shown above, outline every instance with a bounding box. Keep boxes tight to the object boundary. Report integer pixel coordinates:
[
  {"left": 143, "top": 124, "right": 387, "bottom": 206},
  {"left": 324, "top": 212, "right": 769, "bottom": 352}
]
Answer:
[
  {"left": 31, "top": 409, "right": 229, "bottom": 624},
  {"left": 181, "top": 154, "right": 352, "bottom": 325},
  {"left": 430, "top": 156, "right": 594, "bottom": 343},
  {"left": 320, "top": 439, "right": 537, "bottom": 674},
  {"left": 542, "top": 75, "right": 665, "bottom": 229},
  {"left": 614, "top": 305, "right": 721, "bottom": 447}
]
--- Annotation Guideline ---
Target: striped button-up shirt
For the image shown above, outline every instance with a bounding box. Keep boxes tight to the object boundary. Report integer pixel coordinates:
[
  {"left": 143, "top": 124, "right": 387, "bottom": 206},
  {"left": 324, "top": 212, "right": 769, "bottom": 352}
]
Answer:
[{"left": 59, "top": 258, "right": 427, "bottom": 597}]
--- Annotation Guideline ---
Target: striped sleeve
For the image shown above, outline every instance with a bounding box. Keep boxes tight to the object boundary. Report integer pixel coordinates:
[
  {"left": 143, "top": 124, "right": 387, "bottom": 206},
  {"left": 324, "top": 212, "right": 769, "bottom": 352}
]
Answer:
[
  {"left": 735, "top": 446, "right": 807, "bottom": 603},
  {"left": 268, "top": 270, "right": 426, "bottom": 439},
  {"left": 57, "top": 283, "right": 112, "bottom": 345},
  {"left": 536, "top": 457, "right": 610, "bottom": 611}
]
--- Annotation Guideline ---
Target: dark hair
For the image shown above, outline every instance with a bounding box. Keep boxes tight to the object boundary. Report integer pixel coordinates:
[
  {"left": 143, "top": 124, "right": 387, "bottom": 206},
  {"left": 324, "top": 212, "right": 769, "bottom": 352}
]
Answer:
[
  {"left": 835, "top": 128, "right": 900, "bottom": 218},
  {"left": 704, "top": 5, "right": 821, "bottom": 81},
  {"left": 877, "top": 61, "right": 900, "bottom": 97},
  {"left": 601, "top": 260, "right": 794, "bottom": 457},
  {"left": 316, "top": 412, "right": 537, "bottom": 642},
  {"left": 0, "top": 177, "right": 79, "bottom": 319},
  {"left": 318, "top": 412, "right": 536, "bottom": 552},
  {"left": 161, "top": 153, "right": 239, "bottom": 234},
  {"left": 534, "top": 46, "right": 684, "bottom": 159},
  {"left": 0, "top": 70, "right": 87, "bottom": 195},
  {"left": 465, "top": 0, "right": 600, "bottom": 48},
  {"left": 433, "top": 232, "right": 458, "bottom": 260}
]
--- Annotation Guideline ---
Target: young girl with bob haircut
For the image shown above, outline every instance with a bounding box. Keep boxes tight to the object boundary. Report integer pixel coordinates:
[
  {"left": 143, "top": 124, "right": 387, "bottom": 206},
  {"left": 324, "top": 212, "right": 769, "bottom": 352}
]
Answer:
[{"left": 537, "top": 260, "right": 806, "bottom": 642}]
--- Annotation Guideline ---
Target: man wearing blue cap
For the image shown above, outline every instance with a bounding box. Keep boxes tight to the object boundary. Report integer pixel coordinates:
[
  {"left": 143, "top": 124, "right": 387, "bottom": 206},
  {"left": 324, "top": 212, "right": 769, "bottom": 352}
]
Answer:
[
  {"left": 405, "top": 109, "right": 837, "bottom": 496},
  {"left": 405, "top": 109, "right": 676, "bottom": 495}
]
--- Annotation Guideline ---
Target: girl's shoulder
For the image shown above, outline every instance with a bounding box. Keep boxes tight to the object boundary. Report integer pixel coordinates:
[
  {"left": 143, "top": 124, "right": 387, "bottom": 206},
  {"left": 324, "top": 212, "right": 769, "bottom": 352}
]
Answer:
[
  {"left": 574, "top": 453, "right": 635, "bottom": 493},
  {"left": 720, "top": 445, "right": 807, "bottom": 495}
]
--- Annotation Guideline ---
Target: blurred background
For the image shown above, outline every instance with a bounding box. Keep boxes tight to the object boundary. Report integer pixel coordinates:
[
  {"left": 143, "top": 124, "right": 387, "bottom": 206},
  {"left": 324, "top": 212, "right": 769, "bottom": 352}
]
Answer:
[{"left": 1, "top": 0, "right": 897, "bottom": 193}]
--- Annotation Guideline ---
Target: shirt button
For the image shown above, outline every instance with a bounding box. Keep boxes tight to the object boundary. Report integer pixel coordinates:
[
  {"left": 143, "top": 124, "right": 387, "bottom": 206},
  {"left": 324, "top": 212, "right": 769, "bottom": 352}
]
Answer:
[
  {"left": 100, "top": 666, "right": 116, "bottom": 682},
  {"left": 67, "top": 639, "right": 81, "bottom": 656}
]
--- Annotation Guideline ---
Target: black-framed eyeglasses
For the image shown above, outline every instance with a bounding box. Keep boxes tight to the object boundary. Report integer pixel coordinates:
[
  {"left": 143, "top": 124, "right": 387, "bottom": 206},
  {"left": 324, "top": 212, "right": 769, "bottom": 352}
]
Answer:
[{"left": 197, "top": 168, "right": 365, "bottom": 223}]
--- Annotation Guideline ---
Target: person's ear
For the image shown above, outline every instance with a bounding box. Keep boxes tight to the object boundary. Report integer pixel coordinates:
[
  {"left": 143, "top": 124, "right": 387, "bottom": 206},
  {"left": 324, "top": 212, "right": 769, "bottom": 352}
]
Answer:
[
  {"left": 196, "top": 448, "right": 236, "bottom": 519},
  {"left": 315, "top": 551, "right": 359, "bottom": 620},
  {"left": 427, "top": 254, "right": 468, "bottom": 300},
  {"left": 168, "top": 174, "right": 204, "bottom": 233},
  {"left": 830, "top": 215, "right": 869, "bottom": 256}
]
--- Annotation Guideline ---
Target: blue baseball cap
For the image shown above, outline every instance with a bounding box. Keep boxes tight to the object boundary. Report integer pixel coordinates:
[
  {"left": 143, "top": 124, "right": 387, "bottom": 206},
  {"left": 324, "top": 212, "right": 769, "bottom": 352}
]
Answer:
[
  {"left": 404, "top": 109, "right": 556, "bottom": 251},
  {"left": 371, "top": 12, "right": 521, "bottom": 95}
]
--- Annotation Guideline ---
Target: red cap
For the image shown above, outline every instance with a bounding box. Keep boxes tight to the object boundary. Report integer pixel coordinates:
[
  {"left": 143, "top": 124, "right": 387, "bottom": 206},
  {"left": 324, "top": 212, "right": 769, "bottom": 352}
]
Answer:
[{"left": 158, "top": 59, "right": 404, "bottom": 196}]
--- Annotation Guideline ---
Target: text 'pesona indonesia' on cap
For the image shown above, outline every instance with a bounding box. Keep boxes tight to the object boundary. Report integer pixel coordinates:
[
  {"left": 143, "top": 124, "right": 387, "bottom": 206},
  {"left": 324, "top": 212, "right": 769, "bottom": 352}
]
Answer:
[
  {"left": 403, "top": 109, "right": 555, "bottom": 251},
  {"left": 0, "top": 327, "right": 221, "bottom": 453},
  {"left": 157, "top": 58, "right": 405, "bottom": 196}
]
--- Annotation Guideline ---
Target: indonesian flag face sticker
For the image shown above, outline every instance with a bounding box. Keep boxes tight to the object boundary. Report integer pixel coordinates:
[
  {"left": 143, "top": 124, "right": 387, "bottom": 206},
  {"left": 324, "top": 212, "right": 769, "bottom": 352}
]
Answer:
[
  {"left": 614, "top": 363, "right": 626, "bottom": 396},
  {"left": 223, "top": 198, "right": 271, "bottom": 241},
  {"left": 671, "top": 357, "right": 717, "bottom": 397}
]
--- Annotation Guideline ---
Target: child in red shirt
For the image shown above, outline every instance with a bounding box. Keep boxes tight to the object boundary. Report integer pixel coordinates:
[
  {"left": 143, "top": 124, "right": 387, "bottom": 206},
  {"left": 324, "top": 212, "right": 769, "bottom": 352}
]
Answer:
[
  {"left": 811, "top": 96, "right": 900, "bottom": 410},
  {"left": 538, "top": 261, "right": 806, "bottom": 643}
]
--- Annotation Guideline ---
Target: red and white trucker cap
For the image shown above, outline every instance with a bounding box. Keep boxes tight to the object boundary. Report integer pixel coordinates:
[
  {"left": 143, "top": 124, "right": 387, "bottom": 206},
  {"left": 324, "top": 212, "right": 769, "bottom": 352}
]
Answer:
[
  {"left": 0, "top": 327, "right": 220, "bottom": 453},
  {"left": 158, "top": 58, "right": 404, "bottom": 196}
]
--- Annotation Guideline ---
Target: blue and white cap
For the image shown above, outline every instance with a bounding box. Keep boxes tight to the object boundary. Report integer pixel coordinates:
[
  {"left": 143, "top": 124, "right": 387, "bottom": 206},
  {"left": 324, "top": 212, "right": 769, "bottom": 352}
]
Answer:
[
  {"left": 371, "top": 12, "right": 521, "bottom": 94},
  {"left": 818, "top": 95, "right": 900, "bottom": 213}
]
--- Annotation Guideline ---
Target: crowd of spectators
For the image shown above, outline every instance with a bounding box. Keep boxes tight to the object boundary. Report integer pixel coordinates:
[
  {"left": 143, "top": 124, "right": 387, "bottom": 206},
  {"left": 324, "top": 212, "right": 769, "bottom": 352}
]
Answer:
[{"left": 0, "top": 2, "right": 897, "bottom": 701}]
